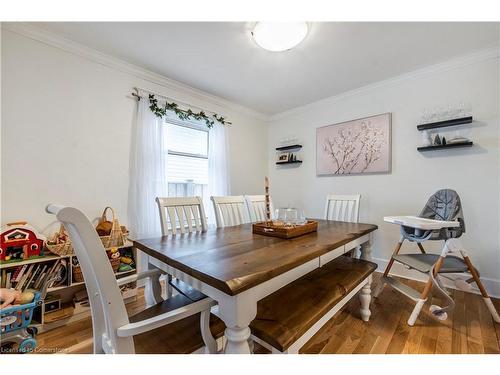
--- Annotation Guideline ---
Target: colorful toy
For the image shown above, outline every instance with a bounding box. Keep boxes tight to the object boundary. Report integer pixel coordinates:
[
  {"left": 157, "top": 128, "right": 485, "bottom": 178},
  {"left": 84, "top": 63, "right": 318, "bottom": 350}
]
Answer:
[
  {"left": 0, "top": 222, "right": 46, "bottom": 262},
  {"left": 0, "top": 289, "right": 35, "bottom": 309},
  {"left": 0, "top": 291, "right": 41, "bottom": 353},
  {"left": 109, "top": 247, "right": 121, "bottom": 259}
]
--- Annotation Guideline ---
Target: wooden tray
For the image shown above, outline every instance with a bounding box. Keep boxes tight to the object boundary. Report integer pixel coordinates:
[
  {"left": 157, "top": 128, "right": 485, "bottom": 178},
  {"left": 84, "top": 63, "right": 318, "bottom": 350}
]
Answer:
[{"left": 252, "top": 220, "right": 318, "bottom": 239}]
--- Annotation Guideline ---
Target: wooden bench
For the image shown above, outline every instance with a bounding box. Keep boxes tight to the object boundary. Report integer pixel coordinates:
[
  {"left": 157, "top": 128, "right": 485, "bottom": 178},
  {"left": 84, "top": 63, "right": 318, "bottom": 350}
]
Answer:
[{"left": 249, "top": 256, "right": 377, "bottom": 354}]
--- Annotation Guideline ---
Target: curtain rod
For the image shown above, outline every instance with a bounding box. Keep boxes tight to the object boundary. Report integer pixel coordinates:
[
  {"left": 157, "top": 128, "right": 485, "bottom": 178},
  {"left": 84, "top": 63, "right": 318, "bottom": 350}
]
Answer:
[
  {"left": 131, "top": 87, "right": 232, "bottom": 126},
  {"left": 132, "top": 87, "right": 215, "bottom": 115}
]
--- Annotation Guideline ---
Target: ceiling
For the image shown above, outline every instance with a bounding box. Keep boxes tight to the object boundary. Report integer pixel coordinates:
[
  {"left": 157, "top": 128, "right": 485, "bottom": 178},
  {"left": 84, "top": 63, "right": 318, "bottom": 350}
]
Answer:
[{"left": 35, "top": 22, "right": 499, "bottom": 115}]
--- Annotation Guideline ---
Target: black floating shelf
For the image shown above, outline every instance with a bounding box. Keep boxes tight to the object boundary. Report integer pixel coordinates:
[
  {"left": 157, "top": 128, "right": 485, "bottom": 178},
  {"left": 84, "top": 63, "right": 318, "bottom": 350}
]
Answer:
[
  {"left": 417, "top": 141, "right": 473, "bottom": 152},
  {"left": 276, "top": 144, "right": 302, "bottom": 151},
  {"left": 276, "top": 160, "right": 303, "bottom": 165},
  {"left": 417, "top": 116, "right": 472, "bottom": 131}
]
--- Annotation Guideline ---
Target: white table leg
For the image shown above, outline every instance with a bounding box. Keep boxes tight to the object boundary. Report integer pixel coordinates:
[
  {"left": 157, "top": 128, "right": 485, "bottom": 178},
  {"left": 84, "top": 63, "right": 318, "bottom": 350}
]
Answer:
[
  {"left": 166, "top": 274, "right": 173, "bottom": 298},
  {"left": 144, "top": 257, "right": 163, "bottom": 306},
  {"left": 360, "top": 234, "right": 373, "bottom": 262},
  {"left": 359, "top": 280, "right": 372, "bottom": 321},
  {"left": 359, "top": 235, "right": 373, "bottom": 321},
  {"left": 218, "top": 294, "right": 257, "bottom": 354}
]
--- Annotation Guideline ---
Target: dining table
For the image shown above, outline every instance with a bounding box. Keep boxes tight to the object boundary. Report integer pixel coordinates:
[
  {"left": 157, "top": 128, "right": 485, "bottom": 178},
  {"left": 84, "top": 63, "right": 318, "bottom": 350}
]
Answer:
[{"left": 132, "top": 219, "right": 378, "bottom": 354}]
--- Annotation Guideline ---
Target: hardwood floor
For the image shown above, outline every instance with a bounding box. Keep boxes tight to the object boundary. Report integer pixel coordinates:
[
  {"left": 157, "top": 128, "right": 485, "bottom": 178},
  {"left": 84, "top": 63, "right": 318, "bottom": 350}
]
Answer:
[{"left": 34, "top": 273, "right": 500, "bottom": 354}]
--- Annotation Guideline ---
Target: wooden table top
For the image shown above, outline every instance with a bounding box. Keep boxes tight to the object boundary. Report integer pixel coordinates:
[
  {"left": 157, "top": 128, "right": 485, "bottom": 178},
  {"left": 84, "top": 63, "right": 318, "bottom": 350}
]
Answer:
[{"left": 133, "top": 220, "right": 377, "bottom": 296}]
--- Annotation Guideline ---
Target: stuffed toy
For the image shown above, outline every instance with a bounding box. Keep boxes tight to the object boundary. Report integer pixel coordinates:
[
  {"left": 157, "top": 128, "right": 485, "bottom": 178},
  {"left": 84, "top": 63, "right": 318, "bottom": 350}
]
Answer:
[{"left": 0, "top": 288, "right": 35, "bottom": 309}]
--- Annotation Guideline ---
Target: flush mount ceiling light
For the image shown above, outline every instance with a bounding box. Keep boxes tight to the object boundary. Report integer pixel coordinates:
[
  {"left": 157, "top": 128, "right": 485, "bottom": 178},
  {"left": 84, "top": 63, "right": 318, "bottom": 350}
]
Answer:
[{"left": 252, "top": 22, "right": 308, "bottom": 52}]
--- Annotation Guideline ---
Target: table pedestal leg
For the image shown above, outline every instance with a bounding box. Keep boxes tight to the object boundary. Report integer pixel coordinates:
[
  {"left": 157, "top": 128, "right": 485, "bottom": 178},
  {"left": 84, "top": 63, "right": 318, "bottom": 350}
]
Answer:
[
  {"left": 360, "top": 236, "right": 373, "bottom": 262},
  {"left": 224, "top": 327, "right": 252, "bottom": 354},
  {"left": 359, "top": 235, "right": 373, "bottom": 321},
  {"left": 144, "top": 259, "right": 163, "bottom": 307},
  {"left": 218, "top": 296, "right": 256, "bottom": 354}
]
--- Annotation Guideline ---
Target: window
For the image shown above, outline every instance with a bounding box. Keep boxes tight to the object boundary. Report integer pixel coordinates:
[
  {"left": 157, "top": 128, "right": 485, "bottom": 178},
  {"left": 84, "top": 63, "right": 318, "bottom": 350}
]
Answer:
[{"left": 164, "top": 119, "right": 209, "bottom": 199}]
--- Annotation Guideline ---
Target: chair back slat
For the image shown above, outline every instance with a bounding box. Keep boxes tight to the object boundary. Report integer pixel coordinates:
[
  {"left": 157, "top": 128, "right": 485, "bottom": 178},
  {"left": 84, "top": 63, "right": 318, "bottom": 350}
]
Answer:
[
  {"left": 167, "top": 207, "right": 177, "bottom": 235},
  {"left": 47, "top": 206, "right": 133, "bottom": 353},
  {"left": 175, "top": 206, "right": 186, "bottom": 234},
  {"left": 184, "top": 206, "right": 194, "bottom": 232},
  {"left": 324, "top": 194, "right": 361, "bottom": 223},
  {"left": 156, "top": 197, "right": 208, "bottom": 235},
  {"left": 211, "top": 196, "right": 250, "bottom": 228},
  {"left": 191, "top": 205, "right": 202, "bottom": 231},
  {"left": 244, "top": 195, "right": 274, "bottom": 223}
]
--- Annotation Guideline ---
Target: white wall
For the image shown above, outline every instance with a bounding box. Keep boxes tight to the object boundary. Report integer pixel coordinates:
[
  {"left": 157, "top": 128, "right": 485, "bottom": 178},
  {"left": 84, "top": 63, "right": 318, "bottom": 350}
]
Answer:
[
  {"left": 268, "top": 52, "right": 500, "bottom": 295},
  {"left": 1, "top": 28, "right": 268, "bottom": 234}
]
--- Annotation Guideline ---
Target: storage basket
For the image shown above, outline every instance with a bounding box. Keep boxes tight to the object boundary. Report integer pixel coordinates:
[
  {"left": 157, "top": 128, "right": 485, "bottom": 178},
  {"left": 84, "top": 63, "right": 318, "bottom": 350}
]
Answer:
[
  {"left": 110, "top": 257, "right": 121, "bottom": 273},
  {"left": 97, "top": 207, "right": 125, "bottom": 249},
  {"left": 72, "top": 264, "right": 84, "bottom": 283},
  {"left": 45, "top": 224, "right": 74, "bottom": 256}
]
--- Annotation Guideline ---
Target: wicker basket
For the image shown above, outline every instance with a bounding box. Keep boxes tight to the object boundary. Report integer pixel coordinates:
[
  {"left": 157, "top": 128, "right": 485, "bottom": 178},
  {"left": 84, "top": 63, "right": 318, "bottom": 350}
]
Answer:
[
  {"left": 110, "top": 257, "right": 121, "bottom": 273},
  {"left": 72, "top": 265, "right": 84, "bottom": 283},
  {"left": 97, "top": 207, "right": 125, "bottom": 249},
  {"left": 45, "top": 225, "right": 74, "bottom": 256}
]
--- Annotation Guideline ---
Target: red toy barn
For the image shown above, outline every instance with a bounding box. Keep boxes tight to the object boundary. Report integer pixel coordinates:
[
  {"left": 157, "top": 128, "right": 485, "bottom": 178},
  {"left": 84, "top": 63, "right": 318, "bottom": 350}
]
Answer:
[{"left": 0, "top": 222, "right": 46, "bottom": 262}]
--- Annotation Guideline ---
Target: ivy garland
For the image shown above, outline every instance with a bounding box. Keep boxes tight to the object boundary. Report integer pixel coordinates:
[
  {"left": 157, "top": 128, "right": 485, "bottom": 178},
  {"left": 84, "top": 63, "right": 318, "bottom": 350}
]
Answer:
[{"left": 148, "top": 94, "right": 231, "bottom": 128}]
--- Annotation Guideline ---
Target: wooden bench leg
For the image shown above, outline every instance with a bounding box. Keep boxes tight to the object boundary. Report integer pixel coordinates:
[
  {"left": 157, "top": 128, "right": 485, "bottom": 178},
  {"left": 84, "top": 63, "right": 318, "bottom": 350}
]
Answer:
[{"left": 359, "top": 278, "right": 372, "bottom": 321}]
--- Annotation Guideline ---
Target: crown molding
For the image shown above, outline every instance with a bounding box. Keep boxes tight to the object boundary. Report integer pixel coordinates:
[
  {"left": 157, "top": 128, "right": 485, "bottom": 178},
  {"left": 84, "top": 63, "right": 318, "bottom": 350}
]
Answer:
[
  {"left": 269, "top": 45, "right": 500, "bottom": 122},
  {"left": 3, "top": 22, "right": 499, "bottom": 124},
  {"left": 2, "top": 22, "right": 268, "bottom": 121}
]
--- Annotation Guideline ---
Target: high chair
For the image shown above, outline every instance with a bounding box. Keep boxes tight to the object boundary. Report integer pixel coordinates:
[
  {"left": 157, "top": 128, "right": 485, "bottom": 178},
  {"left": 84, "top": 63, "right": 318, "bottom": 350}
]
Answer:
[
  {"left": 374, "top": 189, "right": 500, "bottom": 326},
  {"left": 46, "top": 204, "right": 224, "bottom": 354}
]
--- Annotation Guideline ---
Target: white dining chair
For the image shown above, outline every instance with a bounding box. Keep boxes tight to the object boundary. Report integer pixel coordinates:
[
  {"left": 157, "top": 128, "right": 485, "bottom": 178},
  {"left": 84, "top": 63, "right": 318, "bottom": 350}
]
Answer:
[
  {"left": 45, "top": 204, "right": 223, "bottom": 354},
  {"left": 324, "top": 194, "right": 361, "bottom": 223},
  {"left": 156, "top": 196, "right": 208, "bottom": 235},
  {"left": 244, "top": 195, "right": 274, "bottom": 222},
  {"left": 156, "top": 196, "right": 208, "bottom": 302},
  {"left": 324, "top": 194, "right": 361, "bottom": 257},
  {"left": 211, "top": 196, "right": 250, "bottom": 228}
]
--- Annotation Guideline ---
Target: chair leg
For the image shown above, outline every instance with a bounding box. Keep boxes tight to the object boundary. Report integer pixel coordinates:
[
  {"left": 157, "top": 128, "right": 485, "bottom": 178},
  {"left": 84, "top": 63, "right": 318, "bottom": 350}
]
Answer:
[
  {"left": 417, "top": 243, "right": 426, "bottom": 254},
  {"left": 408, "top": 299, "right": 427, "bottom": 326},
  {"left": 373, "top": 240, "right": 404, "bottom": 298},
  {"left": 383, "top": 241, "right": 404, "bottom": 277},
  {"left": 200, "top": 309, "right": 218, "bottom": 354},
  {"left": 407, "top": 255, "right": 444, "bottom": 326},
  {"left": 462, "top": 255, "right": 500, "bottom": 323}
]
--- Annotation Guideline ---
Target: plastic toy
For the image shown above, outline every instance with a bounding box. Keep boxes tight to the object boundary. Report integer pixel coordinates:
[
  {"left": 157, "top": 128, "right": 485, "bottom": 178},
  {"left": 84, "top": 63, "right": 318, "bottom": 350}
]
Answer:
[
  {"left": 0, "top": 291, "right": 41, "bottom": 353},
  {"left": 0, "top": 222, "right": 46, "bottom": 263}
]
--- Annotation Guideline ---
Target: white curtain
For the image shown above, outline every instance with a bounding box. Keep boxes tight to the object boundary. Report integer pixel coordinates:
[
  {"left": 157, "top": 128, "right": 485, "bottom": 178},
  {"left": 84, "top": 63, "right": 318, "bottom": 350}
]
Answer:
[
  {"left": 207, "top": 122, "right": 230, "bottom": 224},
  {"left": 128, "top": 96, "right": 167, "bottom": 241}
]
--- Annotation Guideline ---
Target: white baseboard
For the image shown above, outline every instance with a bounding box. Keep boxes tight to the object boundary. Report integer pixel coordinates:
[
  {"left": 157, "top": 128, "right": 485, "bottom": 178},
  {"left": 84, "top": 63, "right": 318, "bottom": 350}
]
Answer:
[{"left": 372, "top": 256, "right": 500, "bottom": 299}]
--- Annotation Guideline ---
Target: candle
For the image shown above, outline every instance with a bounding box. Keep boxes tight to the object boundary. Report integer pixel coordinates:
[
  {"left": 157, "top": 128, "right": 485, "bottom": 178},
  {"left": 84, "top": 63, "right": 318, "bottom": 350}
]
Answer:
[{"left": 265, "top": 177, "right": 271, "bottom": 222}]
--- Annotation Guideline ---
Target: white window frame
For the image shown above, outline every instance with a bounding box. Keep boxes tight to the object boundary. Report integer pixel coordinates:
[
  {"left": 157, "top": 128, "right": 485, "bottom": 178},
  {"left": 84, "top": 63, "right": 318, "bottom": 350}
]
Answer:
[{"left": 165, "top": 117, "right": 209, "bottom": 161}]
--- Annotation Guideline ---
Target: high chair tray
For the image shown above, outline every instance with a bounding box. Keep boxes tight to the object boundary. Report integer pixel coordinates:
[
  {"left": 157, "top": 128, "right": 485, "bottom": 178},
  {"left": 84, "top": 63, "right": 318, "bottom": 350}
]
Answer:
[{"left": 384, "top": 216, "right": 460, "bottom": 230}]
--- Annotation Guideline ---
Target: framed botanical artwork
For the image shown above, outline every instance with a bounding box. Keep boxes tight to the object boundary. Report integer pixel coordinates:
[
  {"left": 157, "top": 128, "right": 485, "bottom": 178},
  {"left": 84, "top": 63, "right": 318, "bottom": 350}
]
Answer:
[{"left": 316, "top": 113, "right": 392, "bottom": 176}]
